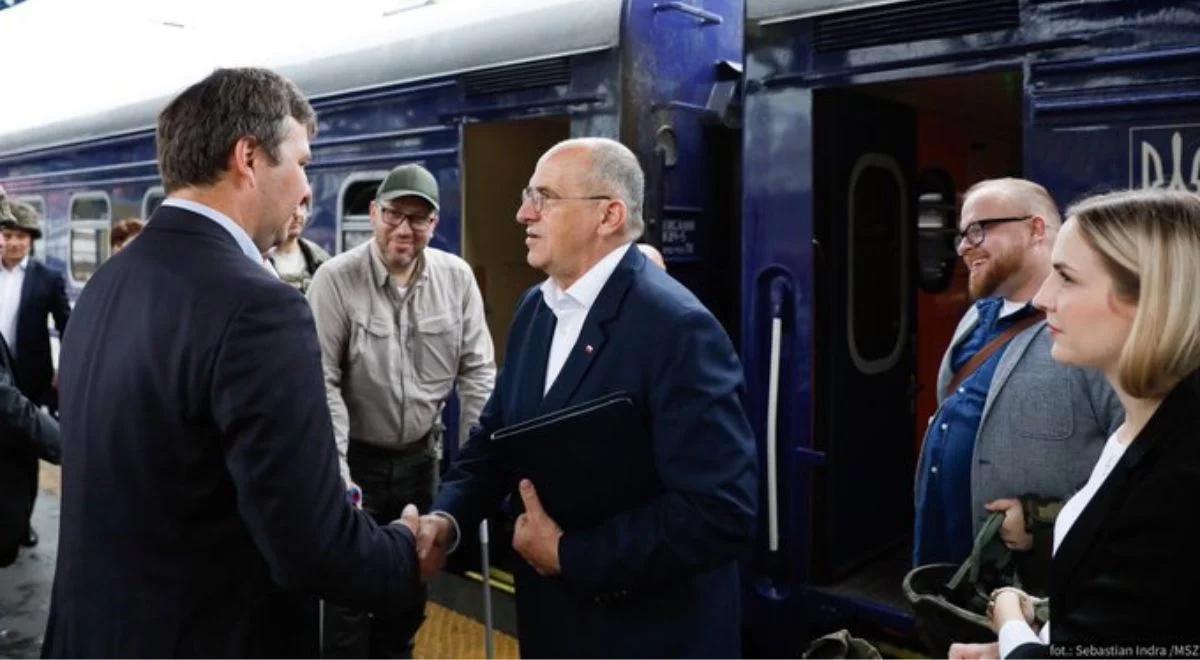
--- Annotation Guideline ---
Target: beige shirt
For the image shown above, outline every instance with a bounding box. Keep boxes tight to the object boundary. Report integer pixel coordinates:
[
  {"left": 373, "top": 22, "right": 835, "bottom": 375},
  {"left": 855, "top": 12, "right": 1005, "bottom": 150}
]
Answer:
[{"left": 307, "top": 241, "right": 496, "bottom": 484}]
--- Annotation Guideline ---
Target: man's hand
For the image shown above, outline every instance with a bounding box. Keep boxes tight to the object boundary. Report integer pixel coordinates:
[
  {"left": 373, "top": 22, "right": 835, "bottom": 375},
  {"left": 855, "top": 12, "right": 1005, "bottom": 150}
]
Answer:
[
  {"left": 416, "top": 513, "right": 453, "bottom": 580},
  {"left": 513, "top": 479, "right": 563, "bottom": 576},
  {"left": 395, "top": 503, "right": 420, "bottom": 538},
  {"left": 949, "top": 642, "right": 999, "bottom": 660},
  {"left": 985, "top": 498, "right": 1033, "bottom": 551}
]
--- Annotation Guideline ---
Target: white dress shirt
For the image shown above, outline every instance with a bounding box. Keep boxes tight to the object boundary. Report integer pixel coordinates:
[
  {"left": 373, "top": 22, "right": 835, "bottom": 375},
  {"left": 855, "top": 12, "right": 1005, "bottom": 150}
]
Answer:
[
  {"left": 0, "top": 255, "right": 29, "bottom": 355},
  {"left": 539, "top": 242, "right": 632, "bottom": 394},
  {"left": 998, "top": 432, "right": 1130, "bottom": 657},
  {"left": 161, "top": 198, "right": 263, "bottom": 266}
]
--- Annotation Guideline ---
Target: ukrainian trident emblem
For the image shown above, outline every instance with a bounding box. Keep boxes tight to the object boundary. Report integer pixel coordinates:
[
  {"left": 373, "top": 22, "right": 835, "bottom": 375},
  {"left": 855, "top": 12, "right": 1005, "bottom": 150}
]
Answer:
[{"left": 1131, "top": 125, "right": 1200, "bottom": 192}]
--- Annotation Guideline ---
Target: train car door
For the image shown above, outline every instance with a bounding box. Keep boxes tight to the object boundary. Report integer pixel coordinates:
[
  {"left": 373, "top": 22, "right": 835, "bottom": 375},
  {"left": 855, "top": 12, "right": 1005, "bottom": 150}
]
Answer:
[{"left": 812, "top": 89, "right": 916, "bottom": 579}]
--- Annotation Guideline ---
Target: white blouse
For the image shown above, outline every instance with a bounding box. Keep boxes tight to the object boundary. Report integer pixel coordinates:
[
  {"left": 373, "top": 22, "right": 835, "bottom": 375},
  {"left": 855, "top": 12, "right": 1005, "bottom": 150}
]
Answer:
[{"left": 998, "top": 432, "right": 1130, "bottom": 657}]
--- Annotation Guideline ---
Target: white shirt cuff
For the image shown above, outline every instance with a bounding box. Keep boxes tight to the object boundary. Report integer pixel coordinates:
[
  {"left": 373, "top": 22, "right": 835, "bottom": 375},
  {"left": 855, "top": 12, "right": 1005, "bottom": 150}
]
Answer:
[
  {"left": 431, "top": 510, "right": 461, "bottom": 553},
  {"left": 999, "top": 620, "right": 1043, "bottom": 658}
]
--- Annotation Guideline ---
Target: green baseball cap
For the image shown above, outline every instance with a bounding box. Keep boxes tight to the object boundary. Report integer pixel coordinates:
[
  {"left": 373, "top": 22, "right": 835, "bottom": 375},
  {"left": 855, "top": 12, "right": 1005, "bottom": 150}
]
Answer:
[
  {"left": 376, "top": 164, "right": 439, "bottom": 210},
  {"left": 7, "top": 201, "right": 43, "bottom": 239}
]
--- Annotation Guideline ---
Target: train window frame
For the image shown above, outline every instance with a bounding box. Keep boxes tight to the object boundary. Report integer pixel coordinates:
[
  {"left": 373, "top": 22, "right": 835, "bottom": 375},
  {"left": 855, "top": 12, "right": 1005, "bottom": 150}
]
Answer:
[
  {"left": 67, "top": 191, "right": 113, "bottom": 285},
  {"left": 141, "top": 186, "right": 166, "bottom": 220},
  {"left": 16, "top": 195, "right": 48, "bottom": 264},
  {"left": 337, "top": 171, "right": 389, "bottom": 254},
  {"left": 845, "top": 152, "right": 909, "bottom": 375}
]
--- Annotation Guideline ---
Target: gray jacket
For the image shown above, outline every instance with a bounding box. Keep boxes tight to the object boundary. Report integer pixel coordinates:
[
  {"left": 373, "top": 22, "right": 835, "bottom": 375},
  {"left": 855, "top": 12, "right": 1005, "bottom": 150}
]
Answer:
[{"left": 929, "top": 305, "right": 1123, "bottom": 536}]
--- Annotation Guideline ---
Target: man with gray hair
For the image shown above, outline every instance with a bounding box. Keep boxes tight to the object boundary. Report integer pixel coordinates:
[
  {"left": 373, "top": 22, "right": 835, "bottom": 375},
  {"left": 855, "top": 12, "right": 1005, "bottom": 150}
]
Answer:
[
  {"left": 415, "top": 137, "right": 757, "bottom": 657},
  {"left": 914, "top": 177, "right": 1122, "bottom": 593}
]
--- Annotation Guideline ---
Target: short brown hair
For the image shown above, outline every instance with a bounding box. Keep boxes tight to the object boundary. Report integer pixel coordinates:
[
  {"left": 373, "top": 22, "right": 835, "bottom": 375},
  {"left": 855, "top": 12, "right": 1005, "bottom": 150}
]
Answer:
[
  {"left": 111, "top": 218, "right": 145, "bottom": 247},
  {"left": 156, "top": 68, "right": 316, "bottom": 193},
  {"left": 1067, "top": 189, "right": 1200, "bottom": 398}
]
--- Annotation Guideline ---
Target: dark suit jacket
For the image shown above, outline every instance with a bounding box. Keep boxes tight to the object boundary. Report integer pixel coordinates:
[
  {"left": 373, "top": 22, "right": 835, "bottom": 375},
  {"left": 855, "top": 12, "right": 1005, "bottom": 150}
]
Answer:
[
  {"left": 0, "top": 333, "right": 59, "bottom": 567},
  {"left": 43, "top": 205, "right": 422, "bottom": 658},
  {"left": 11, "top": 257, "right": 70, "bottom": 410},
  {"left": 435, "top": 245, "right": 758, "bottom": 658},
  {"left": 1011, "top": 372, "right": 1200, "bottom": 658}
]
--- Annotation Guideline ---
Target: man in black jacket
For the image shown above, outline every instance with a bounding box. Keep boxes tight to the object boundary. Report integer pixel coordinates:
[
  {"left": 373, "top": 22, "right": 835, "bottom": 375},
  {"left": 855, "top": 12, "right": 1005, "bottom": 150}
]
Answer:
[
  {"left": 0, "top": 229, "right": 60, "bottom": 567},
  {"left": 43, "top": 68, "right": 424, "bottom": 658}
]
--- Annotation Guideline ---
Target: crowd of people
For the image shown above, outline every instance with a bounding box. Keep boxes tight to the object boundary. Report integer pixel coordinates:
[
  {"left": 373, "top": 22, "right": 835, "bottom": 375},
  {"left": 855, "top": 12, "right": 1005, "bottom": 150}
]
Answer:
[{"left": 2, "top": 64, "right": 1199, "bottom": 659}]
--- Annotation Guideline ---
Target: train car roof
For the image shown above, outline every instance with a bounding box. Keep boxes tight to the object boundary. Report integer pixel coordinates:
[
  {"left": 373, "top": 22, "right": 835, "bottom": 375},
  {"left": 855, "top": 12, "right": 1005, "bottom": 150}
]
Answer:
[
  {"left": 0, "top": 0, "right": 622, "bottom": 158},
  {"left": 748, "top": 0, "right": 909, "bottom": 24}
]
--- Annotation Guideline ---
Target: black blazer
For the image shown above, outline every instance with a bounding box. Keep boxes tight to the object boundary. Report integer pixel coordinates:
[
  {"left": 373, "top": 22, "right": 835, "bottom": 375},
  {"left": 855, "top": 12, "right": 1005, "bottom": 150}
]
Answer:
[
  {"left": 0, "top": 333, "right": 59, "bottom": 566},
  {"left": 435, "top": 246, "right": 757, "bottom": 658},
  {"left": 11, "top": 258, "right": 70, "bottom": 410},
  {"left": 43, "top": 206, "right": 422, "bottom": 658},
  {"left": 1011, "top": 373, "right": 1200, "bottom": 658}
]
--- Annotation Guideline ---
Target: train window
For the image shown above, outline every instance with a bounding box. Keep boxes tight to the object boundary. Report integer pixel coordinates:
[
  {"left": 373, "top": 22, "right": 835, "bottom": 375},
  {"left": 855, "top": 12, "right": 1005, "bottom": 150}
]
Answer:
[
  {"left": 142, "top": 186, "right": 166, "bottom": 219},
  {"left": 846, "top": 153, "right": 908, "bottom": 374},
  {"left": 338, "top": 172, "right": 387, "bottom": 253},
  {"left": 17, "top": 196, "right": 47, "bottom": 263},
  {"left": 68, "top": 192, "right": 112, "bottom": 284},
  {"left": 915, "top": 168, "right": 958, "bottom": 293}
]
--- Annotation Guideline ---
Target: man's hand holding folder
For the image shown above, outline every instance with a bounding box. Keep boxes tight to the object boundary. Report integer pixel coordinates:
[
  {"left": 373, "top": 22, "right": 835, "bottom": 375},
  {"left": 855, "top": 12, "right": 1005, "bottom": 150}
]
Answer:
[{"left": 513, "top": 479, "right": 564, "bottom": 575}]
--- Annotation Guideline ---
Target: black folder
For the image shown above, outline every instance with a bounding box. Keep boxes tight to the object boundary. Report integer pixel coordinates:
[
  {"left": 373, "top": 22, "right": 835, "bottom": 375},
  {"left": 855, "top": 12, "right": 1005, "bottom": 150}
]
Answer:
[{"left": 491, "top": 391, "right": 661, "bottom": 531}]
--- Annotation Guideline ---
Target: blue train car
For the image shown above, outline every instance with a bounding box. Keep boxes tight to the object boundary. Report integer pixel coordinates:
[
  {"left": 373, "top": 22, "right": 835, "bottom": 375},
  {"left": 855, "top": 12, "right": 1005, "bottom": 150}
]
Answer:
[
  {"left": 0, "top": 0, "right": 743, "bottom": 452},
  {"left": 741, "top": 0, "right": 1200, "bottom": 655}
]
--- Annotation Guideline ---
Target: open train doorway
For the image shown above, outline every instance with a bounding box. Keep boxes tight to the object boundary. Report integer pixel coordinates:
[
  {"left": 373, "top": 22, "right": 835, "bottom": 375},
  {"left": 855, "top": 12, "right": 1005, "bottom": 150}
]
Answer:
[
  {"left": 809, "top": 70, "right": 1022, "bottom": 622},
  {"left": 461, "top": 117, "right": 570, "bottom": 366}
]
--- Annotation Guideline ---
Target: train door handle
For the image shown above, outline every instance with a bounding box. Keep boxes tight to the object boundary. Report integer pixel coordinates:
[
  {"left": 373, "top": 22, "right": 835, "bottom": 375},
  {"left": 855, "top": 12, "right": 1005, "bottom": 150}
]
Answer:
[{"left": 765, "top": 276, "right": 793, "bottom": 553}]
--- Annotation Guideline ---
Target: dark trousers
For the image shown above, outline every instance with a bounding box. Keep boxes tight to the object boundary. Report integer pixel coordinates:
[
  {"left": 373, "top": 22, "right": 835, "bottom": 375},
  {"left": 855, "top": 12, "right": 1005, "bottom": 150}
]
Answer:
[{"left": 323, "top": 440, "right": 435, "bottom": 659}]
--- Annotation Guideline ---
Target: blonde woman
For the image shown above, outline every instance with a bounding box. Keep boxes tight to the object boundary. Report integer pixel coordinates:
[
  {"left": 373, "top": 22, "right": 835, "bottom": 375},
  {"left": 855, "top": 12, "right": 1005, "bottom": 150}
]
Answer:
[{"left": 951, "top": 189, "right": 1200, "bottom": 659}]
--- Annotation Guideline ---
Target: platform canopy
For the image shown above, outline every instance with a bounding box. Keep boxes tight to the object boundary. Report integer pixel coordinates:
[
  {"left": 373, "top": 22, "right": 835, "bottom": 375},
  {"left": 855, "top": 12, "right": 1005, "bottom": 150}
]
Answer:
[{"left": 0, "top": 0, "right": 622, "bottom": 155}]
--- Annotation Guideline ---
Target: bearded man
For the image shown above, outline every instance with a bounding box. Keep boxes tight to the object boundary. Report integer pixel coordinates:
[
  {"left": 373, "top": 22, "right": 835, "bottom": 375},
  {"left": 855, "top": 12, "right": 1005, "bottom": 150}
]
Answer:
[{"left": 913, "top": 178, "right": 1122, "bottom": 593}]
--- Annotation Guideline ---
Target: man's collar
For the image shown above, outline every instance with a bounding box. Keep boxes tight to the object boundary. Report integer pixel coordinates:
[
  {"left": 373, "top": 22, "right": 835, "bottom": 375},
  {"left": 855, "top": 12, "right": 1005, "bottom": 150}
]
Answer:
[
  {"left": 540, "top": 242, "right": 633, "bottom": 313},
  {"left": 162, "top": 198, "right": 261, "bottom": 264}
]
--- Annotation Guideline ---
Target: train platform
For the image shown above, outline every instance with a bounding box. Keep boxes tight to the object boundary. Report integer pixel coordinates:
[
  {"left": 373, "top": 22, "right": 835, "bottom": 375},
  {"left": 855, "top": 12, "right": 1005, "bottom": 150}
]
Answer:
[{"left": 0, "top": 465, "right": 518, "bottom": 659}]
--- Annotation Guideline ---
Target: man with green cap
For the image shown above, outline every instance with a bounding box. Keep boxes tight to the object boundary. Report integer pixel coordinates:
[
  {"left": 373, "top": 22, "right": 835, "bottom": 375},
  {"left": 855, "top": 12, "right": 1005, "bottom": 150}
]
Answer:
[
  {"left": 307, "top": 163, "right": 495, "bottom": 657},
  {"left": 0, "top": 198, "right": 71, "bottom": 548}
]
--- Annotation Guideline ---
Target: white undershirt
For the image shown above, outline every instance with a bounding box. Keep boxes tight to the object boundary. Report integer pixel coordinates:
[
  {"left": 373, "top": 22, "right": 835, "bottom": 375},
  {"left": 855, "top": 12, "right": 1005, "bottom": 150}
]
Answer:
[
  {"left": 999, "top": 432, "right": 1131, "bottom": 657},
  {"left": 539, "top": 242, "right": 632, "bottom": 394},
  {"left": 0, "top": 255, "right": 29, "bottom": 355}
]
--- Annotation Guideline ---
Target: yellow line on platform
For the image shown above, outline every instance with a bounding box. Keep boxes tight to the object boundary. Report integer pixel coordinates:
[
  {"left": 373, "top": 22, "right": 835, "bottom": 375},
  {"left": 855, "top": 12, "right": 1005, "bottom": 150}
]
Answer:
[{"left": 415, "top": 602, "right": 519, "bottom": 659}]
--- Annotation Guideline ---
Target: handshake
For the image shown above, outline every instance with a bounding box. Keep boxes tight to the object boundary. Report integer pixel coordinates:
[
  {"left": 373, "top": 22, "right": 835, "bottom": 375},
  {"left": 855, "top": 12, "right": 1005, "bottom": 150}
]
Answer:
[
  {"left": 391, "top": 505, "right": 455, "bottom": 580},
  {"left": 381, "top": 479, "right": 566, "bottom": 580}
]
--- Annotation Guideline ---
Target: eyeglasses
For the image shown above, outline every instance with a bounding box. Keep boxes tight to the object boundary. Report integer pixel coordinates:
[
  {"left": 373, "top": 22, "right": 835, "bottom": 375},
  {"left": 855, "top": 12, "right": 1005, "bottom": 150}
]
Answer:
[
  {"left": 378, "top": 206, "right": 435, "bottom": 231},
  {"left": 520, "top": 186, "right": 611, "bottom": 214},
  {"left": 957, "top": 215, "right": 1033, "bottom": 247}
]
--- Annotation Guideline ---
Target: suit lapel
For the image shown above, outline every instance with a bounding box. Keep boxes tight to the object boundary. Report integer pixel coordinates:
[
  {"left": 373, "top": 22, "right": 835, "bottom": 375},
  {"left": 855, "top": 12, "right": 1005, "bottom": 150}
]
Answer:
[
  {"left": 16, "top": 261, "right": 38, "bottom": 334},
  {"left": 979, "top": 321, "right": 1045, "bottom": 425},
  {"left": 537, "top": 247, "right": 639, "bottom": 414},
  {"left": 938, "top": 306, "right": 980, "bottom": 401},
  {"left": 514, "top": 297, "right": 557, "bottom": 421},
  {"left": 1051, "top": 378, "right": 1194, "bottom": 595}
]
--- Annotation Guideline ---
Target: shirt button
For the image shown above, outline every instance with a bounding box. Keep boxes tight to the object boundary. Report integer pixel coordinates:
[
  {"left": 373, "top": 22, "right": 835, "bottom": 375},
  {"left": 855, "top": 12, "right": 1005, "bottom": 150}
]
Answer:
[
  {"left": 931, "top": 466, "right": 939, "bottom": 474},
  {"left": 940, "top": 423, "right": 948, "bottom": 431},
  {"left": 957, "top": 387, "right": 965, "bottom": 394}
]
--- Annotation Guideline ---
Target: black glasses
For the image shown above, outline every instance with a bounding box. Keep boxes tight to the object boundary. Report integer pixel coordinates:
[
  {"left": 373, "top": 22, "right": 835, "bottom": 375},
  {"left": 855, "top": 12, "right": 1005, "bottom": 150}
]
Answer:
[
  {"left": 520, "top": 186, "right": 611, "bottom": 214},
  {"left": 378, "top": 206, "right": 435, "bottom": 231},
  {"left": 957, "top": 215, "right": 1032, "bottom": 247}
]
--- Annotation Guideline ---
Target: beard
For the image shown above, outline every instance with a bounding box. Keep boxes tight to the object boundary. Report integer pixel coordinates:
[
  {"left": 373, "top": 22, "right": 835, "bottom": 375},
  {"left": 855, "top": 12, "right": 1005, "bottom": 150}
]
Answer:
[{"left": 967, "top": 245, "right": 1024, "bottom": 300}]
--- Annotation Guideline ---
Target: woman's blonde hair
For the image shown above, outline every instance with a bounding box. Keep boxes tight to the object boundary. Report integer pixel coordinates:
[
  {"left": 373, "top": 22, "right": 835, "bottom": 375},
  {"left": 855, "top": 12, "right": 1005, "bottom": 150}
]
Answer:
[{"left": 1066, "top": 189, "right": 1200, "bottom": 398}]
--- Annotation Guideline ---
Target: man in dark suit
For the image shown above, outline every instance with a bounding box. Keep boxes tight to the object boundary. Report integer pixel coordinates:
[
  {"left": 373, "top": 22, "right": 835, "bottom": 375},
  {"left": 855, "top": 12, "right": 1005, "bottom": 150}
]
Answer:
[
  {"left": 0, "top": 220, "right": 60, "bottom": 567},
  {"left": 417, "top": 138, "right": 758, "bottom": 657},
  {"left": 0, "top": 200, "right": 70, "bottom": 549},
  {"left": 43, "top": 68, "right": 424, "bottom": 658}
]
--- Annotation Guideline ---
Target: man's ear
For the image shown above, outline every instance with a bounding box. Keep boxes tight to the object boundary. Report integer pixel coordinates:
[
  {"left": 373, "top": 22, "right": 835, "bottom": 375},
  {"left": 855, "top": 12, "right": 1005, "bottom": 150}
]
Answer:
[
  {"left": 1028, "top": 215, "right": 1048, "bottom": 243},
  {"left": 227, "top": 136, "right": 260, "bottom": 188},
  {"left": 597, "top": 199, "right": 628, "bottom": 238}
]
